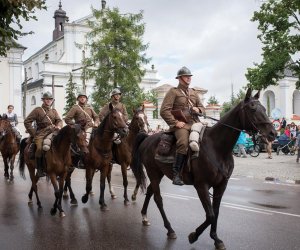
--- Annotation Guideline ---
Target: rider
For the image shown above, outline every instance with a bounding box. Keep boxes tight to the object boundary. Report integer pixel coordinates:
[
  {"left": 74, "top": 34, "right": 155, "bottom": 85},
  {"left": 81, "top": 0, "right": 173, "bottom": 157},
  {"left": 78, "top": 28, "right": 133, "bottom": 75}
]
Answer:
[
  {"left": 160, "top": 66, "right": 205, "bottom": 185},
  {"left": 99, "top": 88, "right": 128, "bottom": 123},
  {"left": 2, "top": 105, "right": 22, "bottom": 144},
  {"left": 64, "top": 92, "right": 99, "bottom": 167},
  {"left": 24, "top": 92, "right": 62, "bottom": 177}
]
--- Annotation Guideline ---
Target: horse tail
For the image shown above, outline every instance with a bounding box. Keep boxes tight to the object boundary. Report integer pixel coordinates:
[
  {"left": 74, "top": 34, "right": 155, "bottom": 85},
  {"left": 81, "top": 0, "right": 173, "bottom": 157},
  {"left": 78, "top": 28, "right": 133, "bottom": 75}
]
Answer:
[
  {"left": 19, "top": 138, "right": 27, "bottom": 179},
  {"left": 131, "top": 132, "right": 149, "bottom": 193}
]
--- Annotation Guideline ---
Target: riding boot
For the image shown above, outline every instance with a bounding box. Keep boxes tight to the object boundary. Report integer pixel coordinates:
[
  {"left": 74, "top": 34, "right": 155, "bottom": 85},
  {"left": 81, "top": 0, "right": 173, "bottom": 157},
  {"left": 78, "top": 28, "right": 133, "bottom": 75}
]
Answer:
[
  {"left": 77, "top": 155, "right": 85, "bottom": 169},
  {"left": 172, "top": 153, "right": 186, "bottom": 186},
  {"left": 36, "top": 157, "right": 45, "bottom": 177}
]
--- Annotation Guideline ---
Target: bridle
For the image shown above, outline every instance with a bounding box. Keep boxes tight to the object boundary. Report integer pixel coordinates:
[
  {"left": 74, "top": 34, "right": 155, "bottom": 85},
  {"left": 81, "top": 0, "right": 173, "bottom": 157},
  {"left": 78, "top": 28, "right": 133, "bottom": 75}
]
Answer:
[{"left": 129, "top": 110, "right": 149, "bottom": 133}]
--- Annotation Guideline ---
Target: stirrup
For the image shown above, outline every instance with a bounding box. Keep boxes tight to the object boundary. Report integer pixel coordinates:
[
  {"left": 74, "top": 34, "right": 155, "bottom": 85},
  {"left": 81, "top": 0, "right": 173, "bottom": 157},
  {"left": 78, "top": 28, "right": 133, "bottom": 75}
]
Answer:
[
  {"left": 191, "top": 151, "right": 199, "bottom": 159},
  {"left": 37, "top": 169, "right": 46, "bottom": 178},
  {"left": 172, "top": 175, "right": 184, "bottom": 186}
]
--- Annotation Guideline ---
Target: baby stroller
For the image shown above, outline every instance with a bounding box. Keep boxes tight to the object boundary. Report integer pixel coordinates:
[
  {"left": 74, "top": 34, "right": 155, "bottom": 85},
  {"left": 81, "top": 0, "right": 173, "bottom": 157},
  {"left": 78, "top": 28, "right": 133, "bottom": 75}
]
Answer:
[{"left": 276, "top": 134, "right": 296, "bottom": 155}]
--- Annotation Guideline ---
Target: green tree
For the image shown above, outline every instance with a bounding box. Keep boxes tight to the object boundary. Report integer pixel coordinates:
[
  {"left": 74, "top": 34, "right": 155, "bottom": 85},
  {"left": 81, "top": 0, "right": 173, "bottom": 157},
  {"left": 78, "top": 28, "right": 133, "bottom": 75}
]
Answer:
[
  {"left": 83, "top": 7, "right": 151, "bottom": 117},
  {"left": 0, "top": 0, "right": 46, "bottom": 56},
  {"left": 207, "top": 95, "right": 219, "bottom": 105},
  {"left": 221, "top": 89, "right": 246, "bottom": 116},
  {"left": 246, "top": 0, "right": 300, "bottom": 89},
  {"left": 64, "top": 73, "right": 77, "bottom": 116}
]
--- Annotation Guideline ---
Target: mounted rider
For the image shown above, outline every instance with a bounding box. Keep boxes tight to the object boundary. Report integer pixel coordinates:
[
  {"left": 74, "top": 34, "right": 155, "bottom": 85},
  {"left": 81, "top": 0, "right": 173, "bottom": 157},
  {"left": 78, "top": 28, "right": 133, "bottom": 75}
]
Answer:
[
  {"left": 64, "top": 92, "right": 99, "bottom": 168},
  {"left": 2, "top": 105, "right": 22, "bottom": 144},
  {"left": 24, "top": 92, "right": 63, "bottom": 177},
  {"left": 160, "top": 66, "right": 205, "bottom": 185},
  {"left": 99, "top": 88, "right": 128, "bottom": 123}
]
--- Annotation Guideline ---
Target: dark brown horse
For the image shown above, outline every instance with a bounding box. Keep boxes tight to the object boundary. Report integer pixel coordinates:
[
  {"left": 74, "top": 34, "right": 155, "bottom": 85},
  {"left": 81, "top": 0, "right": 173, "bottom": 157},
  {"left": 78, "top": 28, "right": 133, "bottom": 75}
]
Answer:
[
  {"left": 0, "top": 118, "right": 20, "bottom": 180},
  {"left": 131, "top": 89, "right": 276, "bottom": 249},
  {"left": 107, "top": 105, "right": 149, "bottom": 205},
  {"left": 19, "top": 124, "right": 88, "bottom": 217},
  {"left": 81, "top": 103, "right": 128, "bottom": 210}
]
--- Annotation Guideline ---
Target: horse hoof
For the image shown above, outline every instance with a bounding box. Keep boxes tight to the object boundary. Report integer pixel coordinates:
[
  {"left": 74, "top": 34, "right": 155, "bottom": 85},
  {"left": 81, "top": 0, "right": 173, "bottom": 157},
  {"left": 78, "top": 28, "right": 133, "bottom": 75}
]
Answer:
[
  {"left": 50, "top": 208, "right": 57, "bottom": 216},
  {"left": 142, "top": 219, "right": 151, "bottom": 226},
  {"left": 131, "top": 195, "right": 136, "bottom": 201},
  {"left": 101, "top": 205, "right": 109, "bottom": 211},
  {"left": 28, "top": 200, "right": 33, "bottom": 205},
  {"left": 188, "top": 232, "right": 197, "bottom": 244},
  {"left": 89, "top": 191, "right": 95, "bottom": 196},
  {"left": 167, "top": 232, "right": 177, "bottom": 239},
  {"left": 63, "top": 192, "right": 69, "bottom": 198},
  {"left": 59, "top": 212, "right": 66, "bottom": 218},
  {"left": 124, "top": 200, "right": 130, "bottom": 206},
  {"left": 111, "top": 194, "right": 117, "bottom": 199},
  {"left": 70, "top": 199, "right": 78, "bottom": 206},
  {"left": 215, "top": 242, "right": 226, "bottom": 250},
  {"left": 81, "top": 195, "right": 88, "bottom": 204}
]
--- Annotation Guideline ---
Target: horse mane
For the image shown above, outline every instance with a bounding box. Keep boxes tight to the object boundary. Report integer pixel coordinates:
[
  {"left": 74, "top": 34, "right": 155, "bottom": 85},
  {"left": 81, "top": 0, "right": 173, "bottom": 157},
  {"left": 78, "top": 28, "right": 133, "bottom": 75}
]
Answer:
[
  {"left": 96, "top": 108, "right": 122, "bottom": 136},
  {"left": 52, "top": 125, "right": 71, "bottom": 146}
]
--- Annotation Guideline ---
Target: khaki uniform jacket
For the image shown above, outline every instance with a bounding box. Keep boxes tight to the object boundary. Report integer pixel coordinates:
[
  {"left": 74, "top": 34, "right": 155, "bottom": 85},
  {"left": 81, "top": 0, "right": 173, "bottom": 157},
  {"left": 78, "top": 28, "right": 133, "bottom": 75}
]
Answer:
[
  {"left": 24, "top": 104, "right": 63, "bottom": 137},
  {"left": 99, "top": 101, "right": 128, "bottom": 122},
  {"left": 64, "top": 103, "right": 99, "bottom": 129},
  {"left": 160, "top": 84, "right": 205, "bottom": 130}
]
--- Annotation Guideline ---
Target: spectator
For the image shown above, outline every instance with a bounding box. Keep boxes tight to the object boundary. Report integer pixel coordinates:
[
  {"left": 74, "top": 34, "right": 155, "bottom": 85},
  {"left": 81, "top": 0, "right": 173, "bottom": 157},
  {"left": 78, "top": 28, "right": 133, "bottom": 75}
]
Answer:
[
  {"left": 2, "top": 105, "right": 22, "bottom": 143},
  {"left": 281, "top": 117, "right": 287, "bottom": 129},
  {"left": 295, "top": 132, "right": 300, "bottom": 163},
  {"left": 290, "top": 122, "right": 297, "bottom": 138},
  {"left": 284, "top": 124, "right": 291, "bottom": 138},
  {"left": 237, "top": 131, "right": 247, "bottom": 158}
]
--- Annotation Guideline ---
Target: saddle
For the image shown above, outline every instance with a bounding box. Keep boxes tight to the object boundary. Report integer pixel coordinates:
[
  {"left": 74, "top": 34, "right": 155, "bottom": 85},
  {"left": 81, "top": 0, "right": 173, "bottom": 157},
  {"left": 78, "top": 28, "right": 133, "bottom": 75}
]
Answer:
[{"left": 154, "top": 133, "right": 176, "bottom": 163}]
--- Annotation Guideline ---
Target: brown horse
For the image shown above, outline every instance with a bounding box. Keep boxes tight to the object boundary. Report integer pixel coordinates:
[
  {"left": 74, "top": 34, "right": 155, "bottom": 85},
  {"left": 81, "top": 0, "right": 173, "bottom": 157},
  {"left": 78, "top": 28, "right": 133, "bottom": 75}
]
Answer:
[
  {"left": 19, "top": 124, "right": 88, "bottom": 217},
  {"left": 107, "top": 106, "right": 149, "bottom": 205},
  {"left": 131, "top": 89, "right": 276, "bottom": 249},
  {"left": 0, "top": 118, "right": 20, "bottom": 180},
  {"left": 81, "top": 103, "right": 128, "bottom": 210}
]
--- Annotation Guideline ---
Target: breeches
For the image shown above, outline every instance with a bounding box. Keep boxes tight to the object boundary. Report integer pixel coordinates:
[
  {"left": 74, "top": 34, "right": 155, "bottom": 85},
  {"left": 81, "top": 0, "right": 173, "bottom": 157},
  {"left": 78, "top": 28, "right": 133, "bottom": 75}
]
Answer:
[
  {"left": 174, "top": 128, "right": 190, "bottom": 155},
  {"left": 34, "top": 128, "right": 52, "bottom": 157}
]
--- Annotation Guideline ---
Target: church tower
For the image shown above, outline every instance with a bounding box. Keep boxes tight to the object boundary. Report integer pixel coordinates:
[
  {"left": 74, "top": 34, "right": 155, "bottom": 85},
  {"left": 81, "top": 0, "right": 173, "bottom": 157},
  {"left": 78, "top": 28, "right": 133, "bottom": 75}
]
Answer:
[{"left": 52, "top": 1, "right": 69, "bottom": 41}]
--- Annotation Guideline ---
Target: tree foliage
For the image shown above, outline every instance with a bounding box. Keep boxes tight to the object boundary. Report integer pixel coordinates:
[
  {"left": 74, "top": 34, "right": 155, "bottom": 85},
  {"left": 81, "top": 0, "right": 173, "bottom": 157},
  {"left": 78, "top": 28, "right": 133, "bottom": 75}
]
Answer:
[
  {"left": 246, "top": 0, "right": 300, "bottom": 89},
  {"left": 64, "top": 73, "right": 77, "bottom": 116},
  {"left": 83, "top": 7, "right": 151, "bottom": 117},
  {"left": 221, "top": 89, "right": 246, "bottom": 117},
  {"left": 207, "top": 95, "right": 219, "bottom": 105},
  {"left": 0, "top": 0, "right": 46, "bottom": 56}
]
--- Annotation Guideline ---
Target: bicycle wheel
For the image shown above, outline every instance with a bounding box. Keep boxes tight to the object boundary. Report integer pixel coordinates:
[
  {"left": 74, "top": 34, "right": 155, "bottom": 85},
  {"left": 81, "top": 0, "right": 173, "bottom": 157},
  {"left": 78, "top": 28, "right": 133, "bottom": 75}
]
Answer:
[{"left": 250, "top": 145, "right": 259, "bottom": 157}]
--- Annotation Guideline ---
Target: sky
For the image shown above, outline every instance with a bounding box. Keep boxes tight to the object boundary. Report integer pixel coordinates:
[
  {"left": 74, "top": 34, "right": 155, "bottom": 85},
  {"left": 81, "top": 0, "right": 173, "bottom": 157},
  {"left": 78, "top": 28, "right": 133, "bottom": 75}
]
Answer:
[{"left": 18, "top": 0, "right": 265, "bottom": 104}]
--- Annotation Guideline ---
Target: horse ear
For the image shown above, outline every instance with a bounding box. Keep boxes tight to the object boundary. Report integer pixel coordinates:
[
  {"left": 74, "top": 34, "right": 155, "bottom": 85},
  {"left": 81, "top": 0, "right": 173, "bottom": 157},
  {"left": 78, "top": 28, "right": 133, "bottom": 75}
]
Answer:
[
  {"left": 109, "top": 102, "right": 113, "bottom": 112},
  {"left": 254, "top": 90, "right": 260, "bottom": 99},
  {"left": 245, "top": 88, "right": 252, "bottom": 102}
]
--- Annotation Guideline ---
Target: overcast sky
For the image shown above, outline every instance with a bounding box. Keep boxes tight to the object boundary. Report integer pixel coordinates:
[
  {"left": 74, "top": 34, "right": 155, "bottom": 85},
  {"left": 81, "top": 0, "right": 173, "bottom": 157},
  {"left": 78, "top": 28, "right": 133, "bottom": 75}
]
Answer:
[{"left": 18, "top": 0, "right": 264, "bottom": 104}]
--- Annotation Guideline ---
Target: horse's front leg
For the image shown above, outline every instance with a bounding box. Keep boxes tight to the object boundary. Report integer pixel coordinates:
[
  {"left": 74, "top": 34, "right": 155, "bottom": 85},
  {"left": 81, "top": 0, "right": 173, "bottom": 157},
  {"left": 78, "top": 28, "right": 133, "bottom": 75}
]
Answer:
[
  {"left": 49, "top": 174, "right": 59, "bottom": 216},
  {"left": 121, "top": 162, "right": 130, "bottom": 205},
  {"left": 189, "top": 184, "right": 214, "bottom": 244},
  {"left": 99, "top": 166, "right": 109, "bottom": 211},
  {"left": 210, "top": 183, "right": 227, "bottom": 250},
  {"left": 3, "top": 157, "right": 9, "bottom": 179},
  {"left": 64, "top": 168, "right": 78, "bottom": 205},
  {"left": 82, "top": 167, "right": 94, "bottom": 204},
  {"left": 9, "top": 155, "right": 16, "bottom": 180},
  {"left": 131, "top": 183, "right": 139, "bottom": 201},
  {"left": 107, "top": 163, "right": 117, "bottom": 199},
  {"left": 56, "top": 172, "right": 67, "bottom": 217}
]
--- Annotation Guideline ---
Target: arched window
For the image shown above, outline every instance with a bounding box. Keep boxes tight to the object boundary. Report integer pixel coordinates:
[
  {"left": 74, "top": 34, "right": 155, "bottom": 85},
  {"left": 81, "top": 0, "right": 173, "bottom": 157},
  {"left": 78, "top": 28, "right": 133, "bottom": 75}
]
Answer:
[
  {"left": 262, "top": 90, "right": 275, "bottom": 117},
  {"left": 293, "top": 90, "right": 300, "bottom": 115},
  {"left": 31, "top": 96, "right": 36, "bottom": 106}
]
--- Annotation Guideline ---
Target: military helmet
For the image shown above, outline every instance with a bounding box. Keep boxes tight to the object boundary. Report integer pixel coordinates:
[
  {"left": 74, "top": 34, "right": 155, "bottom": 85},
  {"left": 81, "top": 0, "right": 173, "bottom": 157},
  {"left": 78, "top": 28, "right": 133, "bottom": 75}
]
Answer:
[
  {"left": 110, "top": 88, "right": 122, "bottom": 97},
  {"left": 175, "top": 66, "right": 193, "bottom": 79},
  {"left": 41, "top": 91, "right": 53, "bottom": 99},
  {"left": 77, "top": 92, "right": 88, "bottom": 99}
]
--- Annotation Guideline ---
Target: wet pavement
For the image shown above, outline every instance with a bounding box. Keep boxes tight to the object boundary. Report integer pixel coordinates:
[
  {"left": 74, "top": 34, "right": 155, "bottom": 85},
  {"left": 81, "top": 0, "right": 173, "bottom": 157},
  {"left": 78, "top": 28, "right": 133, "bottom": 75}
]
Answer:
[{"left": 0, "top": 157, "right": 300, "bottom": 250}]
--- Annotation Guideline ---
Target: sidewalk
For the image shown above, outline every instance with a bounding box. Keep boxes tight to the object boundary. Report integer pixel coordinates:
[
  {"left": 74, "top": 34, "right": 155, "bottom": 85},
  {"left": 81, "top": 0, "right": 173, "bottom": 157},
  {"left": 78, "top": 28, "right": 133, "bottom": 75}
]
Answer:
[{"left": 232, "top": 152, "right": 300, "bottom": 184}]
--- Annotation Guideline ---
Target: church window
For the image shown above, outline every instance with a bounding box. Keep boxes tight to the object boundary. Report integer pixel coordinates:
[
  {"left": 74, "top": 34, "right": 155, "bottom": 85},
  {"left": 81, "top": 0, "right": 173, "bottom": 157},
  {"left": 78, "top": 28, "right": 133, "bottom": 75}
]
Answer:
[{"left": 31, "top": 96, "right": 36, "bottom": 106}]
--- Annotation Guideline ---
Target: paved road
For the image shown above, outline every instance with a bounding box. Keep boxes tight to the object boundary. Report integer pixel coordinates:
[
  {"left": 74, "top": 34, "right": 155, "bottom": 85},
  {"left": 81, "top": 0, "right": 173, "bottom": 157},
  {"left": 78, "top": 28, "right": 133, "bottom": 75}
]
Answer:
[{"left": 0, "top": 156, "right": 300, "bottom": 250}]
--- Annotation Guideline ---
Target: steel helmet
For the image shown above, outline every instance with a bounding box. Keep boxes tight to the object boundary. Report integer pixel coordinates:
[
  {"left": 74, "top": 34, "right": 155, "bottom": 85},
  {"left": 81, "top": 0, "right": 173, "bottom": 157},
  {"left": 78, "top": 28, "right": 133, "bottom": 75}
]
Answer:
[
  {"left": 110, "top": 88, "right": 122, "bottom": 97},
  {"left": 41, "top": 91, "right": 53, "bottom": 99},
  {"left": 77, "top": 92, "right": 88, "bottom": 99},
  {"left": 175, "top": 66, "right": 193, "bottom": 79}
]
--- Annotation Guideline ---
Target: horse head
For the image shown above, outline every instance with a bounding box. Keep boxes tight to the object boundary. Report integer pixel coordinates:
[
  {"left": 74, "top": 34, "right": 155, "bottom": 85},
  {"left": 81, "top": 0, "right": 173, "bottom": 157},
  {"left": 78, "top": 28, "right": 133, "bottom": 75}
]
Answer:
[
  {"left": 0, "top": 119, "right": 11, "bottom": 139},
  {"left": 71, "top": 124, "right": 89, "bottom": 155},
  {"left": 240, "top": 88, "right": 276, "bottom": 142},
  {"left": 108, "top": 103, "right": 129, "bottom": 137},
  {"left": 130, "top": 105, "right": 149, "bottom": 133}
]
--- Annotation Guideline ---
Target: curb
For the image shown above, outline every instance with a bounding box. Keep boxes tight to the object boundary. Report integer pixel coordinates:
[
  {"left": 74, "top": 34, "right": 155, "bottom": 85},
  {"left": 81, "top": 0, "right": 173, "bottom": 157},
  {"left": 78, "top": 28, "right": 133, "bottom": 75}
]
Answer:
[{"left": 265, "top": 176, "right": 300, "bottom": 185}]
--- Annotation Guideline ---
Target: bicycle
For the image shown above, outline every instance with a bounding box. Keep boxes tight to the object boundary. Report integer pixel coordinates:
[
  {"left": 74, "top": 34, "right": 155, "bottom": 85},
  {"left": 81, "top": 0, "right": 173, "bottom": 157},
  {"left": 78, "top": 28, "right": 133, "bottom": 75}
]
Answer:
[{"left": 233, "top": 138, "right": 260, "bottom": 157}]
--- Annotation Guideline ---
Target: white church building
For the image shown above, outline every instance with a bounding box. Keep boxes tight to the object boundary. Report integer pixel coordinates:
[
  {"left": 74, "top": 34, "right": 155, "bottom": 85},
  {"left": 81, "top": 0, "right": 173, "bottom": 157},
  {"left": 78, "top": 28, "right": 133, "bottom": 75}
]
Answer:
[
  {"left": 260, "top": 67, "right": 300, "bottom": 123},
  {"left": 23, "top": 2, "right": 160, "bottom": 120}
]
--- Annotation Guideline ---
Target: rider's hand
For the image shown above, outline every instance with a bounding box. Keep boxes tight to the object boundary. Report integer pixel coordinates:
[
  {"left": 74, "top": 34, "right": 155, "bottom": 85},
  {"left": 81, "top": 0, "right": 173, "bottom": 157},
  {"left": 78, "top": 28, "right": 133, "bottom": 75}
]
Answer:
[{"left": 175, "top": 121, "right": 185, "bottom": 129}]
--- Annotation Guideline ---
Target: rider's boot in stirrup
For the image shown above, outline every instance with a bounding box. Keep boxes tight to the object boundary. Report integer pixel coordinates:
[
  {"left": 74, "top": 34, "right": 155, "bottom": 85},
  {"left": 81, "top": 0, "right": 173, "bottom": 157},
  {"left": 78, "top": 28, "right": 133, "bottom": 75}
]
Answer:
[
  {"left": 36, "top": 157, "right": 45, "bottom": 177},
  {"left": 172, "top": 153, "right": 185, "bottom": 186}
]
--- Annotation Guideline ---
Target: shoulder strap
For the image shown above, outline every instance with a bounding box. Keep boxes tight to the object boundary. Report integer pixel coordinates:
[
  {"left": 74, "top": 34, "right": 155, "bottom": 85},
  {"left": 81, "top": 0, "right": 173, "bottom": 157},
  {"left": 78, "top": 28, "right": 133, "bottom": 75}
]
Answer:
[
  {"left": 179, "top": 89, "right": 194, "bottom": 107},
  {"left": 40, "top": 107, "right": 54, "bottom": 126},
  {"left": 76, "top": 104, "right": 94, "bottom": 125}
]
